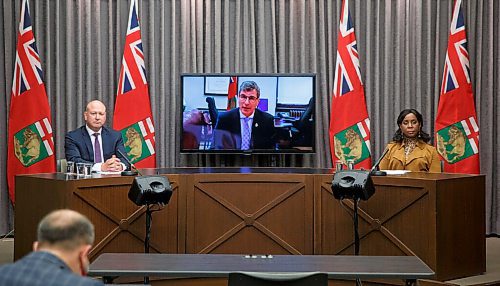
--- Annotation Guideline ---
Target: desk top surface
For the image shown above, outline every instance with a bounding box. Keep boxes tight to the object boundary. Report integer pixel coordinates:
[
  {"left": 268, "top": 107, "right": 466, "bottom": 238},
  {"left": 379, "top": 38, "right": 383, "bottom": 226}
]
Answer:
[
  {"left": 88, "top": 253, "right": 434, "bottom": 279},
  {"left": 20, "top": 167, "right": 481, "bottom": 181}
]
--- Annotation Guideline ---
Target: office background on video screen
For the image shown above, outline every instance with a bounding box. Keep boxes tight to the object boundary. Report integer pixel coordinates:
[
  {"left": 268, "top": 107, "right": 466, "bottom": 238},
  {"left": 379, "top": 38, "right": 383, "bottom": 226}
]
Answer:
[{"left": 183, "top": 76, "right": 313, "bottom": 116}]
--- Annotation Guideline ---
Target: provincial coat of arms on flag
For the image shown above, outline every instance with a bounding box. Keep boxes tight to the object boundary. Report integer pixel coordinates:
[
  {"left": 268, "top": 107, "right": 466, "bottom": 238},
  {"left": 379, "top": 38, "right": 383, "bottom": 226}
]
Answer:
[
  {"left": 121, "top": 117, "right": 155, "bottom": 164},
  {"left": 113, "top": 0, "right": 156, "bottom": 168},
  {"left": 333, "top": 121, "right": 371, "bottom": 164},
  {"left": 329, "top": 0, "right": 372, "bottom": 170},
  {"left": 13, "top": 119, "right": 54, "bottom": 167},
  {"left": 436, "top": 117, "right": 479, "bottom": 164},
  {"left": 435, "top": 0, "right": 480, "bottom": 174},
  {"left": 7, "top": 0, "right": 56, "bottom": 203}
]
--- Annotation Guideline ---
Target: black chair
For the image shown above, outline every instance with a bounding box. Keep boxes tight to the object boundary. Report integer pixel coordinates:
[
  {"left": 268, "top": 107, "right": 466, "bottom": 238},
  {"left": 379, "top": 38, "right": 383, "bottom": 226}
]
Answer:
[
  {"left": 228, "top": 272, "right": 328, "bottom": 286},
  {"left": 206, "top": 96, "right": 219, "bottom": 126},
  {"left": 291, "top": 97, "right": 314, "bottom": 147}
]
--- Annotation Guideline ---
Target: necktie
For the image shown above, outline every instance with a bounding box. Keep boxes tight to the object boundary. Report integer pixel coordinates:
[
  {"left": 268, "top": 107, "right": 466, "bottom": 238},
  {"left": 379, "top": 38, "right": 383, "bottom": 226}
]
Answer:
[
  {"left": 241, "top": 118, "right": 251, "bottom": 150},
  {"left": 93, "top": 133, "right": 102, "bottom": 163}
]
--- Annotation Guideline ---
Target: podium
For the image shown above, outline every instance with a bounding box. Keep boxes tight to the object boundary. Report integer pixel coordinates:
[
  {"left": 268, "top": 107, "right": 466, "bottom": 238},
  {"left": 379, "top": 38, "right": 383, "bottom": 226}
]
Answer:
[{"left": 15, "top": 168, "right": 485, "bottom": 281}]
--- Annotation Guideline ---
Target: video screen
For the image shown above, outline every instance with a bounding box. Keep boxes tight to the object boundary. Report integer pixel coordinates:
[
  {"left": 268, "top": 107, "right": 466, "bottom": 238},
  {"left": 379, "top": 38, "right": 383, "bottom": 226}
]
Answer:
[{"left": 181, "top": 74, "right": 315, "bottom": 154}]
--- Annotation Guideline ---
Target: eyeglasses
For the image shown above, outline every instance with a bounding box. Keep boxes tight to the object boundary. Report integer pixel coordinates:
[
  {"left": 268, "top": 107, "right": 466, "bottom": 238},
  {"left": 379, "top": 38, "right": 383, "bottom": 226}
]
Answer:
[{"left": 239, "top": 95, "right": 259, "bottom": 103}]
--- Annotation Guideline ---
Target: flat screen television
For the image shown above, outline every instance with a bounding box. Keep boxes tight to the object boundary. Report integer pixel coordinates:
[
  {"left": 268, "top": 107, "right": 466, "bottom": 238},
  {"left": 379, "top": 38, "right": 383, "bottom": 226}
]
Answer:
[{"left": 180, "top": 73, "right": 315, "bottom": 154}]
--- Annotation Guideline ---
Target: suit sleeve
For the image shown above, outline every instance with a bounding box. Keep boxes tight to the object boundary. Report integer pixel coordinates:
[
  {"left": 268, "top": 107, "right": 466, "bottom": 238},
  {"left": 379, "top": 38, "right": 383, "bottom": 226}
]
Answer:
[
  {"left": 65, "top": 132, "right": 93, "bottom": 164},
  {"left": 113, "top": 132, "right": 130, "bottom": 170},
  {"left": 213, "top": 112, "right": 238, "bottom": 149}
]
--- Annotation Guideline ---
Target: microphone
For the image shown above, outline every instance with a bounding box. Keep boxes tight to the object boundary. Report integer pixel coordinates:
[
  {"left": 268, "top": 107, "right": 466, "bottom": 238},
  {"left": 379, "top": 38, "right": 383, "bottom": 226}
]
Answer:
[
  {"left": 370, "top": 147, "right": 390, "bottom": 176},
  {"left": 116, "top": 149, "right": 141, "bottom": 176}
]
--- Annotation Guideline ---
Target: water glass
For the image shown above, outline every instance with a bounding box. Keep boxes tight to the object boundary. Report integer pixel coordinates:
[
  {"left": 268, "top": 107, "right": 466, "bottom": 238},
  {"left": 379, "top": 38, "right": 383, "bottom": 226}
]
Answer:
[
  {"left": 65, "top": 161, "right": 75, "bottom": 174},
  {"left": 347, "top": 159, "right": 355, "bottom": 170},
  {"left": 76, "top": 163, "right": 85, "bottom": 177},
  {"left": 335, "top": 161, "right": 344, "bottom": 172},
  {"left": 84, "top": 163, "right": 93, "bottom": 177}
]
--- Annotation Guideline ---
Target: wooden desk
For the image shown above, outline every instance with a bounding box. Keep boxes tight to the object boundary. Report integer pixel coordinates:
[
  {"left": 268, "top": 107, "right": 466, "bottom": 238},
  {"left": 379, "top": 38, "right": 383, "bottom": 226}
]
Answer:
[
  {"left": 314, "top": 171, "right": 486, "bottom": 281},
  {"left": 15, "top": 168, "right": 485, "bottom": 281},
  {"left": 88, "top": 253, "right": 434, "bottom": 284}
]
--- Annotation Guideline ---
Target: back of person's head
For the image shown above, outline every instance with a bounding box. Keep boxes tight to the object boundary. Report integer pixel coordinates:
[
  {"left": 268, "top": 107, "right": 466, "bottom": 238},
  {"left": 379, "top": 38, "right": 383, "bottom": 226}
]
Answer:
[
  {"left": 239, "top": 81, "right": 261, "bottom": 98},
  {"left": 37, "top": 209, "right": 95, "bottom": 251}
]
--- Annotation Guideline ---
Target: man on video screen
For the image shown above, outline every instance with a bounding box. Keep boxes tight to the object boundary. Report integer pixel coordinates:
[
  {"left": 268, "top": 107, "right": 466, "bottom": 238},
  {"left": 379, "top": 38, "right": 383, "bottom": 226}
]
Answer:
[{"left": 213, "top": 81, "right": 276, "bottom": 150}]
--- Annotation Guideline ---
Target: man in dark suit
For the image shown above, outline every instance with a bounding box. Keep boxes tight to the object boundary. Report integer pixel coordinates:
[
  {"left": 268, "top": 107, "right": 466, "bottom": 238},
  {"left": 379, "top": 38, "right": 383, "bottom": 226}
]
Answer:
[
  {"left": 0, "top": 209, "right": 103, "bottom": 286},
  {"left": 65, "top": 100, "right": 128, "bottom": 172},
  {"left": 213, "top": 81, "right": 276, "bottom": 150}
]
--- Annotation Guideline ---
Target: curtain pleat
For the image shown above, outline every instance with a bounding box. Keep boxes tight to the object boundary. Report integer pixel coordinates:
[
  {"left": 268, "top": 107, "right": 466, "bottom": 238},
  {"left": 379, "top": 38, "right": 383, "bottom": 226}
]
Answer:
[{"left": 0, "top": 0, "right": 499, "bottom": 235}]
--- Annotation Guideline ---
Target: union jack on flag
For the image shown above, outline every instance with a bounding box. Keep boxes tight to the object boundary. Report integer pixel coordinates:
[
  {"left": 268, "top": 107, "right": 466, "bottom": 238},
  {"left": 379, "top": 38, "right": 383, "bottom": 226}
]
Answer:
[
  {"left": 113, "top": 0, "right": 156, "bottom": 168},
  {"left": 117, "top": 0, "right": 147, "bottom": 96},
  {"left": 441, "top": 0, "right": 470, "bottom": 94},
  {"left": 329, "top": 0, "right": 372, "bottom": 170},
  {"left": 8, "top": 0, "right": 55, "bottom": 203},
  {"left": 11, "top": 2, "right": 44, "bottom": 98},
  {"left": 435, "top": 0, "right": 479, "bottom": 174},
  {"left": 332, "top": 0, "right": 362, "bottom": 98}
]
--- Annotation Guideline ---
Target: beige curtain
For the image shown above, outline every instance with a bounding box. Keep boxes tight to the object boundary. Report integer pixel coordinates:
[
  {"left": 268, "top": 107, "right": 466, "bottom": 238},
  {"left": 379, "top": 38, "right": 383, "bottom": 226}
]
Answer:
[{"left": 0, "top": 0, "right": 498, "bottom": 235}]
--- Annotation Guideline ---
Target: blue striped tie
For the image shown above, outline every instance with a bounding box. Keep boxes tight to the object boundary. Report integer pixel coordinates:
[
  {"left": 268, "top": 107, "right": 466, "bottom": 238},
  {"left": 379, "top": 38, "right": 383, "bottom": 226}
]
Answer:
[{"left": 241, "top": 118, "right": 251, "bottom": 150}]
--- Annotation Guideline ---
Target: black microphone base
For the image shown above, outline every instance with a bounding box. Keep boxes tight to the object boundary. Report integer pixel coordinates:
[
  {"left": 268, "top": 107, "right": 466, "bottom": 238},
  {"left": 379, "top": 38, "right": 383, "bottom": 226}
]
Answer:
[
  {"left": 121, "top": 170, "right": 138, "bottom": 176},
  {"left": 371, "top": 170, "right": 387, "bottom": 176}
]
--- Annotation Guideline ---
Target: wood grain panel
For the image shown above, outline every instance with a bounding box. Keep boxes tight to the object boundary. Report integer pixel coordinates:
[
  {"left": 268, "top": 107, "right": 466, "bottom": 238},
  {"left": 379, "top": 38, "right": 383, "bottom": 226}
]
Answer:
[
  {"left": 15, "top": 170, "right": 485, "bottom": 282},
  {"left": 186, "top": 173, "right": 314, "bottom": 254},
  {"left": 314, "top": 173, "right": 485, "bottom": 281}
]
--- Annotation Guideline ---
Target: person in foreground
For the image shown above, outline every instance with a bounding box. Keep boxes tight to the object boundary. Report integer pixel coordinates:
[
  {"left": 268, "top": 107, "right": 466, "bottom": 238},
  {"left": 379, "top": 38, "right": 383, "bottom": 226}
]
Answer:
[
  {"left": 65, "top": 100, "right": 128, "bottom": 172},
  {"left": 379, "top": 109, "right": 441, "bottom": 172},
  {"left": 213, "top": 81, "right": 276, "bottom": 150},
  {"left": 0, "top": 209, "right": 103, "bottom": 286}
]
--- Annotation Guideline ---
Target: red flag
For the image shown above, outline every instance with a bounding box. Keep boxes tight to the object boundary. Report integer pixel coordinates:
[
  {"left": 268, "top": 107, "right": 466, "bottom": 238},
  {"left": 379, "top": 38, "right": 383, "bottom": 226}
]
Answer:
[
  {"left": 435, "top": 0, "right": 479, "bottom": 174},
  {"left": 7, "top": 0, "right": 56, "bottom": 203},
  {"left": 226, "top": 76, "right": 238, "bottom": 110},
  {"left": 329, "top": 0, "right": 372, "bottom": 169},
  {"left": 113, "top": 0, "right": 156, "bottom": 168}
]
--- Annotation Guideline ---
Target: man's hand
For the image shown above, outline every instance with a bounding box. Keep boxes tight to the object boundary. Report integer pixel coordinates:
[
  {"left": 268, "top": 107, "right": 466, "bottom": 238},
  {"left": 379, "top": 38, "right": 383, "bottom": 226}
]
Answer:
[{"left": 101, "top": 155, "right": 124, "bottom": 172}]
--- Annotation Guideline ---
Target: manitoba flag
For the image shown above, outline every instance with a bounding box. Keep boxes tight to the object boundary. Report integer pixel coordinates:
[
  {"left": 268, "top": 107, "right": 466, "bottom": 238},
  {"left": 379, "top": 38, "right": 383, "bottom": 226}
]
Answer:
[
  {"left": 329, "top": 0, "right": 371, "bottom": 169},
  {"left": 435, "top": 0, "right": 479, "bottom": 174},
  {"left": 113, "top": 0, "right": 156, "bottom": 168},
  {"left": 7, "top": 0, "right": 56, "bottom": 203},
  {"left": 227, "top": 76, "right": 238, "bottom": 110}
]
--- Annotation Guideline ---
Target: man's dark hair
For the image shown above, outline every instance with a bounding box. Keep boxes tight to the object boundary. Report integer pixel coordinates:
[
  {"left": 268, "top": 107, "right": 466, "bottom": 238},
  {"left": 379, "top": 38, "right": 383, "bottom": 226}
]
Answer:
[
  {"left": 37, "top": 209, "right": 95, "bottom": 250},
  {"left": 392, "top": 108, "right": 431, "bottom": 143},
  {"left": 238, "top": 81, "right": 260, "bottom": 98}
]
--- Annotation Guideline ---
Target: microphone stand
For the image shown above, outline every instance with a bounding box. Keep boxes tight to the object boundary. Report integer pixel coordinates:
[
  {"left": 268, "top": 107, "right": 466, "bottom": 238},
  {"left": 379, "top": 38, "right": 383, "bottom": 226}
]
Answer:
[
  {"left": 116, "top": 149, "right": 147, "bottom": 283},
  {"left": 144, "top": 203, "right": 152, "bottom": 284},
  {"left": 351, "top": 196, "right": 362, "bottom": 286},
  {"left": 370, "top": 147, "right": 390, "bottom": 176},
  {"left": 116, "top": 149, "right": 140, "bottom": 176}
]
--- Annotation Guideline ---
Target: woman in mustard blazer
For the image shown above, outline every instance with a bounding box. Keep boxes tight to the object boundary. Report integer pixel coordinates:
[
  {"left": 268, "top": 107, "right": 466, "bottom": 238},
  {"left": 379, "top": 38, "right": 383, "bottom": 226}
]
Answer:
[{"left": 379, "top": 109, "right": 441, "bottom": 172}]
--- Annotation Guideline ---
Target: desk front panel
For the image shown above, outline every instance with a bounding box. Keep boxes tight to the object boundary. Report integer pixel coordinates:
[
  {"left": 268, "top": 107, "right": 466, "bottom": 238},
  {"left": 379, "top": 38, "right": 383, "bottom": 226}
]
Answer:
[
  {"left": 15, "top": 170, "right": 484, "bottom": 281},
  {"left": 186, "top": 173, "right": 314, "bottom": 255}
]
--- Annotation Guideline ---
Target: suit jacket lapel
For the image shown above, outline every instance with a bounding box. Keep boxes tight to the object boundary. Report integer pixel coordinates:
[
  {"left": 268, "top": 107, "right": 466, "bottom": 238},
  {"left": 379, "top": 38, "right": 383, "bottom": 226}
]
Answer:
[
  {"left": 101, "top": 127, "right": 113, "bottom": 160},
  {"left": 81, "top": 126, "right": 94, "bottom": 162},
  {"left": 252, "top": 109, "right": 261, "bottom": 134},
  {"left": 233, "top": 110, "right": 242, "bottom": 149}
]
